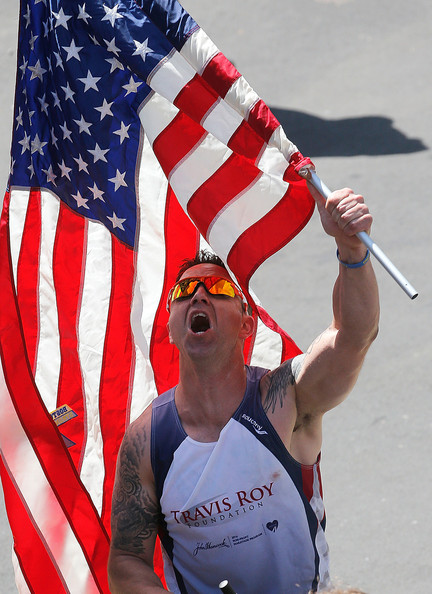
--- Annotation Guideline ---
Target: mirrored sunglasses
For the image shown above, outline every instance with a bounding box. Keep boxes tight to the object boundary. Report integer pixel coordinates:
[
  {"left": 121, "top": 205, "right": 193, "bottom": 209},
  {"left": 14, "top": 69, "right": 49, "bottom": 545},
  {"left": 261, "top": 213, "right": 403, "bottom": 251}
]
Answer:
[{"left": 166, "top": 276, "right": 246, "bottom": 312}]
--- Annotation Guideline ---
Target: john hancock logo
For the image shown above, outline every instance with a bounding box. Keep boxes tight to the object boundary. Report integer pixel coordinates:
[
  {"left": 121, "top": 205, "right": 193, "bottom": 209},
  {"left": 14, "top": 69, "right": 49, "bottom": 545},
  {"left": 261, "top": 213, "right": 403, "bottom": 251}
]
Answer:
[{"left": 193, "top": 538, "right": 230, "bottom": 557}]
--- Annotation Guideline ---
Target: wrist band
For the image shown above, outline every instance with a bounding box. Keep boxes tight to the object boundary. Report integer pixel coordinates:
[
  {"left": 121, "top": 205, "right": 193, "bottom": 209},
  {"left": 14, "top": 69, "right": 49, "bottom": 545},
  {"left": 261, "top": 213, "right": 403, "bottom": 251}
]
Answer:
[{"left": 337, "top": 248, "right": 370, "bottom": 269}]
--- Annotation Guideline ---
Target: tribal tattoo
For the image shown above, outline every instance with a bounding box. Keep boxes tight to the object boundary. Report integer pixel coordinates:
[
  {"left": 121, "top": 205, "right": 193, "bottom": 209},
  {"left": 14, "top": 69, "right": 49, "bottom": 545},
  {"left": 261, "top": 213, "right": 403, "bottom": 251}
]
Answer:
[
  {"left": 262, "top": 355, "right": 305, "bottom": 414},
  {"left": 111, "top": 428, "right": 161, "bottom": 555}
]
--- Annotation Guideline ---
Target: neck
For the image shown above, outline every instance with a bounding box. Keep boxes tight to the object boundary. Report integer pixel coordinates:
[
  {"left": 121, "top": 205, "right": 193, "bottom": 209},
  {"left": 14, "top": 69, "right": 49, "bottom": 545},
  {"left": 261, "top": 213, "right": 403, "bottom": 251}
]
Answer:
[{"left": 175, "top": 353, "right": 247, "bottom": 441}]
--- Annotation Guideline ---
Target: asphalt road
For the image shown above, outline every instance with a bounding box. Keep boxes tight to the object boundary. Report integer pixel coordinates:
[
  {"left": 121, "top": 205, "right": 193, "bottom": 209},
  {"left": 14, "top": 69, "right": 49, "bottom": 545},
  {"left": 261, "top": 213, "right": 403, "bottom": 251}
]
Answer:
[{"left": 1, "top": 1, "right": 431, "bottom": 592}]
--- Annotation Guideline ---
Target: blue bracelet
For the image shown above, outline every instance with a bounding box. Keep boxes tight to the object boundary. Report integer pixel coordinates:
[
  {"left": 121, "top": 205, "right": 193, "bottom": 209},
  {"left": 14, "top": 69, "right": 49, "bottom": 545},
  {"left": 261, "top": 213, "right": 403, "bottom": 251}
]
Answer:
[{"left": 337, "top": 248, "right": 370, "bottom": 268}]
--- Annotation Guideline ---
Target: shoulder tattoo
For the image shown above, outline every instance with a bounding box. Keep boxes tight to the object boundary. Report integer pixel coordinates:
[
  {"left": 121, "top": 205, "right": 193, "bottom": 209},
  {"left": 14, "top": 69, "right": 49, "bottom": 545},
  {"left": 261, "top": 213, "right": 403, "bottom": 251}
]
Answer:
[
  {"left": 111, "top": 428, "right": 161, "bottom": 554},
  {"left": 262, "top": 354, "right": 305, "bottom": 414}
]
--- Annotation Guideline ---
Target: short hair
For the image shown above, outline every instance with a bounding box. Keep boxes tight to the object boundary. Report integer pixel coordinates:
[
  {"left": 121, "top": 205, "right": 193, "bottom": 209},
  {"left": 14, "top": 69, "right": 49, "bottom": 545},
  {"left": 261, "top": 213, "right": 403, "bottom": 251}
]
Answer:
[
  {"left": 175, "top": 249, "right": 252, "bottom": 314},
  {"left": 175, "top": 249, "right": 227, "bottom": 282}
]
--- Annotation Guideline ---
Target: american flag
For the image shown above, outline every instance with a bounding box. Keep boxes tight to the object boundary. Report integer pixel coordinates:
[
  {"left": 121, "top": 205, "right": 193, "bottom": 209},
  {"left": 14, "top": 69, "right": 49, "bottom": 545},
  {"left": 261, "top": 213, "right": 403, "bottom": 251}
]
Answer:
[{"left": 0, "top": 0, "right": 314, "bottom": 591}]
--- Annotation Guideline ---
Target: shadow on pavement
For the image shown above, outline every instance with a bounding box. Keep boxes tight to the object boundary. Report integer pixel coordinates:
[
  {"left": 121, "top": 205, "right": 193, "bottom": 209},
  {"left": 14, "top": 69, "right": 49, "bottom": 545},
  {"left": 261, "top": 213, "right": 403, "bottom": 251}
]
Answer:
[{"left": 271, "top": 107, "right": 428, "bottom": 157}]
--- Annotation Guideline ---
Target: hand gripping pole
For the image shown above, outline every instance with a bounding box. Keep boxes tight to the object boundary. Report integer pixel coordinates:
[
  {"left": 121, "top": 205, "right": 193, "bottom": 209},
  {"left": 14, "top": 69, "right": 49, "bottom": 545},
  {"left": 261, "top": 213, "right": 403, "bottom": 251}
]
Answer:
[{"left": 303, "top": 169, "right": 418, "bottom": 300}]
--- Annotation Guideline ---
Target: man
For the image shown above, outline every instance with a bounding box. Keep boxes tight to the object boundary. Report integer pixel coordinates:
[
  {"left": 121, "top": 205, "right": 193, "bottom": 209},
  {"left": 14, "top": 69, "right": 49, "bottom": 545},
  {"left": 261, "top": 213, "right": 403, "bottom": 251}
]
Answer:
[{"left": 107, "top": 185, "right": 379, "bottom": 593}]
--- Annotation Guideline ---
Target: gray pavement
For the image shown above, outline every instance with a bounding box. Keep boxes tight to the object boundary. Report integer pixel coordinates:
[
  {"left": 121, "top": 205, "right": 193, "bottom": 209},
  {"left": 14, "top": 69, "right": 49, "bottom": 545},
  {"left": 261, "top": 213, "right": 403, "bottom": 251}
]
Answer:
[{"left": 1, "top": 0, "right": 431, "bottom": 592}]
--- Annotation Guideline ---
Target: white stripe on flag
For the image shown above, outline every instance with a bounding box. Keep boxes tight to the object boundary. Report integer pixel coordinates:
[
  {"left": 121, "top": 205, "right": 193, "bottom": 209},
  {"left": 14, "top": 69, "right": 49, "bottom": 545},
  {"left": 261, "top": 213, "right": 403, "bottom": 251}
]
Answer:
[
  {"left": 169, "top": 133, "right": 232, "bottom": 206},
  {"left": 207, "top": 173, "right": 288, "bottom": 262},
  {"left": 256, "top": 143, "right": 291, "bottom": 178},
  {"left": 149, "top": 48, "right": 196, "bottom": 104},
  {"left": 224, "top": 76, "right": 260, "bottom": 120},
  {"left": 8, "top": 188, "right": 30, "bottom": 286},
  {"left": 78, "top": 219, "right": 113, "bottom": 514},
  {"left": 267, "top": 125, "right": 299, "bottom": 160},
  {"left": 34, "top": 191, "right": 61, "bottom": 413},
  {"left": 249, "top": 317, "right": 284, "bottom": 369},
  {"left": 129, "top": 135, "right": 167, "bottom": 422},
  {"left": 0, "top": 362, "right": 96, "bottom": 593},
  {"left": 181, "top": 28, "right": 219, "bottom": 74},
  {"left": 139, "top": 93, "right": 178, "bottom": 144},
  {"left": 201, "top": 98, "right": 244, "bottom": 145}
]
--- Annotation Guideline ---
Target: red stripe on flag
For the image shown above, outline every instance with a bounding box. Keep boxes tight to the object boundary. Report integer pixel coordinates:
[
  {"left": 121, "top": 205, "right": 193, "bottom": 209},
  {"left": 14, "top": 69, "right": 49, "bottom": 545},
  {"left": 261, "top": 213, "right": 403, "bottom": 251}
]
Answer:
[
  {"left": 150, "top": 186, "right": 199, "bottom": 396},
  {"left": 174, "top": 73, "right": 219, "bottom": 123},
  {"left": 226, "top": 180, "right": 314, "bottom": 298},
  {"left": 0, "top": 457, "right": 67, "bottom": 593},
  {"left": 53, "top": 202, "right": 87, "bottom": 470},
  {"left": 0, "top": 191, "right": 110, "bottom": 592},
  {"left": 187, "top": 153, "right": 261, "bottom": 238},
  {"left": 256, "top": 306, "right": 301, "bottom": 362},
  {"left": 152, "top": 112, "right": 206, "bottom": 178},
  {"left": 247, "top": 99, "right": 280, "bottom": 143},
  {"left": 201, "top": 52, "right": 241, "bottom": 99},
  {"left": 99, "top": 236, "right": 135, "bottom": 533},
  {"left": 228, "top": 119, "right": 265, "bottom": 162},
  {"left": 16, "top": 188, "right": 41, "bottom": 374}
]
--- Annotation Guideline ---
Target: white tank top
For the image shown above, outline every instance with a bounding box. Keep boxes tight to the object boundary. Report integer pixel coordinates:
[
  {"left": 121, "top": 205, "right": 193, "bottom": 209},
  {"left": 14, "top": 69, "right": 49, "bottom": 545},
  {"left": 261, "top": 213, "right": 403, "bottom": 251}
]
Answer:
[{"left": 151, "top": 366, "right": 330, "bottom": 593}]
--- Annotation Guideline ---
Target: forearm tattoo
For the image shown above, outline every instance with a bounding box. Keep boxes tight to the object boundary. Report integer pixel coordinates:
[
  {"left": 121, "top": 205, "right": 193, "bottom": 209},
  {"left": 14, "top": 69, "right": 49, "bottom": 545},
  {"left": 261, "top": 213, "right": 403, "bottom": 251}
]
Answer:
[{"left": 111, "top": 429, "right": 161, "bottom": 554}]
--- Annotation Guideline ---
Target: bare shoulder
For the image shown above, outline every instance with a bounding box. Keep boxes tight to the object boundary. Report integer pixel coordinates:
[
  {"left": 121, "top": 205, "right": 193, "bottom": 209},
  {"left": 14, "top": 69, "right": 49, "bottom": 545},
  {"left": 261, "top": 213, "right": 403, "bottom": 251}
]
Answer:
[
  {"left": 260, "top": 354, "right": 305, "bottom": 413},
  {"left": 259, "top": 355, "right": 305, "bottom": 446},
  {"left": 110, "top": 404, "right": 160, "bottom": 558}
]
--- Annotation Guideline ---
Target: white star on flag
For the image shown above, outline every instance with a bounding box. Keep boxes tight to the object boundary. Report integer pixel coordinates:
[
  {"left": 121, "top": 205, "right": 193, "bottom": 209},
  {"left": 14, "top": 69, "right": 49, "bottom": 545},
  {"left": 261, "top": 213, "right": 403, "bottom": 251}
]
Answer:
[
  {"left": 18, "top": 132, "right": 31, "bottom": 154},
  {"left": 53, "top": 7, "right": 72, "bottom": 30},
  {"left": 108, "top": 169, "right": 127, "bottom": 191},
  {"left": 62, "top": 39, "right": 84, "bottom": 62},
  {"left": 73, "top": 115, "right": 92, "bottom": 135},
  {"left": 102, "top": 4, "right": 123, "bottom": 27},
  {"left": 104, "top": 37, "right": 121, "bottom": 55},
  {"left": 113, "top": 122, "right": 130, "bottom": 144},
  {"left": 41, "top": 165, "right": 57, "bottom": 185},
  {"left": 89, "top": 182, "right": 105, "bottom": 201},
  {"left": 51, "top": 128, "right": 58, "bottom": 148},
  {"left": 88, "top": 143, "right": 110, "bottom": 163},
  {"left": 73, "top": 154, "right": 89, "bottom": 173},
  {"left": 78, "top": 4, "right": 91, "bottom": 23},
  {"left": 28, "top": 59, "right": 47, "bottom": 81},
  {"left": 122, "top": 76, "right": 142, "bottom": 96},
  {"left": 30, "top": 134, "right": 47, "bottom": 155},
  {"left": 51, "top": 91, "right": 61, "bottom": 108},
  {"left": 72, "top": 191, "right": 89, "bottom": 209},
  {"left": 59, "top": 160, "right": 72, "bottom": 180},
  {"left": 95, "top": 98, "right": 114, "bottom": 120},
  {"left": 59, "top": 122, "right": 73, "bottom": 141},
  {"left": 78, "top": 70, "right": 102, "bottom": 92},
  {"left": 61, "top": 82, "right": 76, "bottom": 102},
  {"left": 133, "top": 38, "right": 154, "bottom": 61},
  {"left": 107, "top": 211, "right": 126, "bottom": 230},
  {"left": 106, "top": 56, "right": 124, "bottom": 73}
]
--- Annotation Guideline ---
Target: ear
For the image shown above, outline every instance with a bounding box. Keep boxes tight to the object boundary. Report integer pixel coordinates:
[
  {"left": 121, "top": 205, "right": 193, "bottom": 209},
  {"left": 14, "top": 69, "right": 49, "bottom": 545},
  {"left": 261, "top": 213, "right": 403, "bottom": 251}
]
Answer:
[{"left": 239, "top": 312, "right": 255, "bottom": 340}]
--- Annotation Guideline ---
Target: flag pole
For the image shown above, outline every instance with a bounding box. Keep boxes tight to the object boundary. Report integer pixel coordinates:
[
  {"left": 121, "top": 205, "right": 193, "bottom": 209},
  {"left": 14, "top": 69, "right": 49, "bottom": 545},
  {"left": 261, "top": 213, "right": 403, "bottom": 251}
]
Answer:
[{"left": 299, "top": 168, "right": 418, "bottom": 300}]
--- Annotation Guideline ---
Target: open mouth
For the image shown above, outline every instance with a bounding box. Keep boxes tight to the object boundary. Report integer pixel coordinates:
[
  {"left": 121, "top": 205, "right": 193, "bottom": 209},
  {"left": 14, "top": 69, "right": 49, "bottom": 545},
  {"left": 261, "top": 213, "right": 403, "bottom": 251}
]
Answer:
[{"left": 190, "top": 312, "right": 211, "bottom": 334}]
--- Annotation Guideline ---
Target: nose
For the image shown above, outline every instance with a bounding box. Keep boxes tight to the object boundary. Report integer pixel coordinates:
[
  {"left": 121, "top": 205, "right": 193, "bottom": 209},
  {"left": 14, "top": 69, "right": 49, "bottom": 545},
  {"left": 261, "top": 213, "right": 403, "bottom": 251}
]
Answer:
[{"left": 191, "top": 283, "right": 209, "bottom": 304}]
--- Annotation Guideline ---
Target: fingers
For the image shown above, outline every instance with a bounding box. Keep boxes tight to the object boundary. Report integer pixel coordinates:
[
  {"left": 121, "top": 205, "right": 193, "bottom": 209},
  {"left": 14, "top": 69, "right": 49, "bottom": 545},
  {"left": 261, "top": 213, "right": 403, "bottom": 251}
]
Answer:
[{"left": 326, "top": 188, "right": 372, "bottom": 236}]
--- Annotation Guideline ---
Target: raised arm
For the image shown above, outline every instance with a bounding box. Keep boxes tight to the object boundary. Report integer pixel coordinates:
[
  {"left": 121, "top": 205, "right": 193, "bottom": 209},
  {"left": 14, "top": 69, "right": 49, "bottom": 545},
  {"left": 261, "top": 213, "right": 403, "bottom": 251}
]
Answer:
[
  {"left": 261, "top": 186, "right": 379, "bottom": 464},
  {"left": 295, "top": 184, "right": 379, "bottom": 404},
  {"left": 108, "top": 409, "right": 169, "bottom": 593}
]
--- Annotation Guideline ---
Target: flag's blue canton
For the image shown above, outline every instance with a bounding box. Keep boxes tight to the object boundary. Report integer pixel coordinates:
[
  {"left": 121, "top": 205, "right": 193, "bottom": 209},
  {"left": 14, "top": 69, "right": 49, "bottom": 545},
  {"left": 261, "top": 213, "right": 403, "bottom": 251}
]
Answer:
[{"left": 9, "top": 0, "right": 197, "bottom": 247}]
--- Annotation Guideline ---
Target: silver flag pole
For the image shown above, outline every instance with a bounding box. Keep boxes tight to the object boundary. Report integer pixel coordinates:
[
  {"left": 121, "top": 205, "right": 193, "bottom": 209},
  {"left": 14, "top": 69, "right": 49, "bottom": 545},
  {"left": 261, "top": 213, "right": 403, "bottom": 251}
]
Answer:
[{"left": 301, "top": 169, "right": 418, "bottom": 300}]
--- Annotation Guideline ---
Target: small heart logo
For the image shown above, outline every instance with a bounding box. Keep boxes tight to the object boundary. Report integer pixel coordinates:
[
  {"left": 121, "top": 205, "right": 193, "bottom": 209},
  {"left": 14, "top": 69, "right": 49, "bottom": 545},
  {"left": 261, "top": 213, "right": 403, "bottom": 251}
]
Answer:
[{"left": 266, "top": 520, "right": 278, "bottom": 532}]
